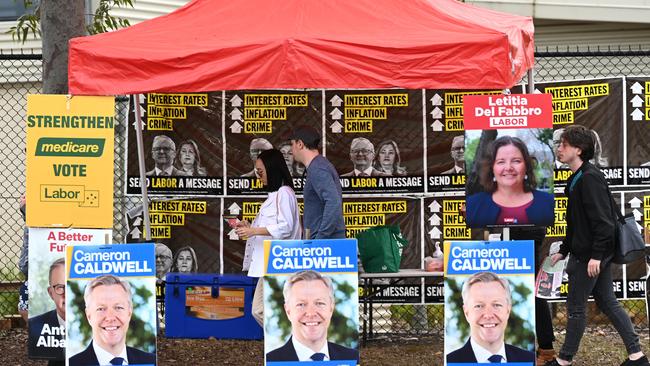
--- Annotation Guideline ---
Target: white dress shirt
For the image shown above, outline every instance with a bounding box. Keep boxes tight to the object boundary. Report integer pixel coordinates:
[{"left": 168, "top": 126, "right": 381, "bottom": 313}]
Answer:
[
  {"left": 292, "top": 337, "right": 330, "bottom": 362},
  {"left": 154, "top": 166, "right": 173, "bottom": 176},
  {"left": 353, "top": 167, "right": 374, "bottom": 176},
  {"left": 92, "top": 342, "right": 129, "bottom": 365},
  {"left": 470, "top": 337, "right": 507, "bottom": 363}
]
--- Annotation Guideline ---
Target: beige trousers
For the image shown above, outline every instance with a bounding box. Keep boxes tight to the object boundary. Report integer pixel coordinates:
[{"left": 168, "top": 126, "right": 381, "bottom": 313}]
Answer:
[{"left": 252, "top": 277, "right": 264, "bottom": 327}]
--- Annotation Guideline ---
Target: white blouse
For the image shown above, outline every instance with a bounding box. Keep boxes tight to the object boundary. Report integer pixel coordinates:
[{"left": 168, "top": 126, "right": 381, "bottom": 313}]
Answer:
[{"left": 243, "top": 185, "right": 301, "bottom": 277}]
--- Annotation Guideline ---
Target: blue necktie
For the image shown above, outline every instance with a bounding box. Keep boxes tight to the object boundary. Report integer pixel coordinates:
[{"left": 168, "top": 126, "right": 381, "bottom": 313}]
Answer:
[
  {"left": 311, "top": 352, "right": 326, "bottom": 361},
  {"left": 110, "top": 357, "right": 125, "bottom": 365},
  {"left": 488, "top": 354, "right": 503, "bottom": 363}
]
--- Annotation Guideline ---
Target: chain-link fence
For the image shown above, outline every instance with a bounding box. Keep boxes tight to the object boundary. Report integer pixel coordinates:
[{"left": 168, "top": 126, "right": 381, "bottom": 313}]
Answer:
[
  {"left": 0, "top": 51, "right": 40, "bottom": 321},
  {"left": 1, "top": 48, "right": 648, "bottom": 338}
]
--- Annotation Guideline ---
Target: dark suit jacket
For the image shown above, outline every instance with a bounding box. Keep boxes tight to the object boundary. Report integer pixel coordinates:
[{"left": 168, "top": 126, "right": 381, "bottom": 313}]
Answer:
[
  {"left": 28, "top": 309, "right": 65, "bottom": 360},
  {"left": 266, "top": 337, "right": 359, "bottom": 363},
  {"left": 341, "top": 168, "right": 389, "bottom": 177},
  {"left": 466, "top": 189, "right": 554, "bottom": 227},
  {"left": 69, "top": 341, "right": 156, "bottom": 365},
  {"left": 145, "top": 166, "right": 186, "bottom": 176},
  {"left": 446, "top": 338, "right": 534, "bottom": 363},
  {"left": 441, "top": 166, "right": 464, "bottom": 174}
]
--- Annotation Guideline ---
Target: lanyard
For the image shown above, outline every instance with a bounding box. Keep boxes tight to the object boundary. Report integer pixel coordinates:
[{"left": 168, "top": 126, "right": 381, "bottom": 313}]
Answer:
[{"left": 569, "top": 170, "right": 583, "bottom": 193}]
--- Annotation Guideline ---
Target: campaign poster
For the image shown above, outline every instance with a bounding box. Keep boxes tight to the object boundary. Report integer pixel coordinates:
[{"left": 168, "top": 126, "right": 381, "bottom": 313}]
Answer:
[
  {"left": 221, "top": 197, "right": 304, "bottom": 274},
  {"left": 464, "top": 128, "right": 555, "bottom": 228},
  {"left": 625, "top": 77, "right": 650, "bottom": 185},
  {"left": 26, "top": 94, "right": 114, "bottom": 228},
  {"left": 607, "top": 191, "right": 647, "bottom": 299},
  {"left": 358, "top": 281, "right": 424, "bottom": 304},
  {"left": 532, "top": 78, "right": 624, "bottom": 186},
  {"left": 545, "top": 194, "right": 568, "bottom": 239},
  {"left": 27, "top": 228, "right": 111, "bottom": 360},
  {"left": 224, "top": 90, "right": 322, "bottom": 195},
  {"left": 325, "top": 90, "right": 425, "bottom": 194},
  {"left": 422, "top": 194, "right": 472, "bottom": 306},
  {"left": 358, "top": 277, "right": 444, "bottom": 305},
  {"left": 444, "top": 240, "right": 536, "bottom": 365},
  {"left": 66, "top": 243, "right": 157, "bottom": 366},
  {"left": 344, "top": 197, "right": 421, "bottom": 270},
  {"left": 424, "top": 195, "right": 472, "bottom": 249},
  {"left": 263, "top": 239, "right": 359, "bottom": 366},
  {"left": 126, "top": 92, "right": 224, "bottom": 196},
  {"left": 125, "top": 198, "right": 222, "bottom": 277},
  {"left": 425, "top": 89, "right": 504, "bottom": 193}
]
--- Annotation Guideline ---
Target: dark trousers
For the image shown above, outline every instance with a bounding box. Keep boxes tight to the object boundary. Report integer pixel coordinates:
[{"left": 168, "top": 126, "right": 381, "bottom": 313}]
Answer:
[{"left": 559, "top": 256, "right": 641, "bottom": 361}]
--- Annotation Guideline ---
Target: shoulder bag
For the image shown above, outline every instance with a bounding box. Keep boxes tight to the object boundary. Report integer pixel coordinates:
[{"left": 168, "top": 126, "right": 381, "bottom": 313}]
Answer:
[{"left": 608, "top": 190, "right": 646, "bottom": 264}]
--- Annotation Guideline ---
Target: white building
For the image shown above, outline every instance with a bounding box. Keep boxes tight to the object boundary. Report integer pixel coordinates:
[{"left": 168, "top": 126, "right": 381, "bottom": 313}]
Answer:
[{"left": 465, "top": 0, "right": 650, "bottom": 49}]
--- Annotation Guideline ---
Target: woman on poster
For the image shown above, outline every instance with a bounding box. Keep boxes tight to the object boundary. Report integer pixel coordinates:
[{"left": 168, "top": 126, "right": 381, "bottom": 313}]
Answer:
[
  {"left": 234, "top": 149, "right": 302, "bottom": 327},
  {"left": 172, "top": 246, "right": 198, "bottom": 273},
  {"left": 175, "top": 139, "right": 207, "bottom": 176},
  {"left": 278, "top": 141, "right": 297, "bottom": 176},
  {"left": 466, "top": 136, "right": 554, "bottom": 227},
  {"left": 374, "top": 140, "right": 407, "bottom": 176}
]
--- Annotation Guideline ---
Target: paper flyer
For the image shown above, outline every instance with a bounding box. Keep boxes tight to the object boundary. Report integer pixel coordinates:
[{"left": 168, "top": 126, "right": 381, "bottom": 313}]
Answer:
[{"left": 535, "top": 255, "right": 568, "bottom": 299}]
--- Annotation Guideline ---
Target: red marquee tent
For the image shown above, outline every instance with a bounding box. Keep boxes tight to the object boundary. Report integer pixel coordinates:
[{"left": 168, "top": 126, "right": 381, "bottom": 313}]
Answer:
[{"left": 68, "top": 0, "right": 534, "bottom": 95}]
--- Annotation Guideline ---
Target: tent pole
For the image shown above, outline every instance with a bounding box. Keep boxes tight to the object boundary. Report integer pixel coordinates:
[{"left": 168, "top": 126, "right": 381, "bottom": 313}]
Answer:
[
  {"left": 133, "top": 94, "right": 152, "bottom": 241},
  {"left": 527, "top": 68, "right": 535, "bottom": 93}
]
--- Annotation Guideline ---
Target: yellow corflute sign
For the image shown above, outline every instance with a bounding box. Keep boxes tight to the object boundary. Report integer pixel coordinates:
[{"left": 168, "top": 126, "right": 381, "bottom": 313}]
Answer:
[{"left": 26, "top": 95, "right": 114, "bottom": 228}]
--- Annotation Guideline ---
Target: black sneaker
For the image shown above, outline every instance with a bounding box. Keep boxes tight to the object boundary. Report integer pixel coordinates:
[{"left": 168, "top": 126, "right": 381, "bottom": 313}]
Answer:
[
  {"left": 545, "top": 360, "right": 574, "bottom": 366},
  {"left": 544, "top": 360, "right": 562, "bottom": 366},
  {"left": 621, "top": 356, "right": 650, "bottom": 366}
]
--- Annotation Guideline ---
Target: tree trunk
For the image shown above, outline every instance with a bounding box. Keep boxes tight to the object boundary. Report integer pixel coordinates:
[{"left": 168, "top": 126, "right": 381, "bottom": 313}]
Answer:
[{"left": 41, "top": 0, "right": 85, "bottom": 94}]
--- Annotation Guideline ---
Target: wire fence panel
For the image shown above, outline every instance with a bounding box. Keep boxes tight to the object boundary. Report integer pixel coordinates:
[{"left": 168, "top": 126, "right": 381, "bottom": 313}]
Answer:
[{"left": 0, "top": 48, "right": 647, "bottom": 334}]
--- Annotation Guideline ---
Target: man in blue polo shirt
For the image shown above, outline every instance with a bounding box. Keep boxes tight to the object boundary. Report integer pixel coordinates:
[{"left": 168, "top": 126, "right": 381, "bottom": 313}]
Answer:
[{"left": 290, "top": 126, "right": 345, "bottom": 239}]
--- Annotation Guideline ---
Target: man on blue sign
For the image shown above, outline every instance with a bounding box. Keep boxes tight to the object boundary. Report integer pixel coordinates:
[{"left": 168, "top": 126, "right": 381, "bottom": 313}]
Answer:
[
  {"left": 447, "top": 271, "right": 534, "bottom": 364},
  {"left": 69, "top": 275, "right": 155, "bottom": 366},
  {"left": 266, "top": 270, "right": 358, "bottom": 363},
  {"left": 28, "top": 258, "right": 66, "bottom": 362}
]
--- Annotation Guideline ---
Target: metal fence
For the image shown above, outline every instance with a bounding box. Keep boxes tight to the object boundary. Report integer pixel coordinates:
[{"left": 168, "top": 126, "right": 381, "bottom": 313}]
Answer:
[{"left": 0, "top": 47, "right": 648, "bottom": 337}]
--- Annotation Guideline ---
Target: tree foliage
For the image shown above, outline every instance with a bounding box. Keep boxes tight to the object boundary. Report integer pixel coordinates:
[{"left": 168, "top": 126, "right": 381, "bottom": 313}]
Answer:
[{"left": 8, "top": 0, "right": 134, "bottom": 43}]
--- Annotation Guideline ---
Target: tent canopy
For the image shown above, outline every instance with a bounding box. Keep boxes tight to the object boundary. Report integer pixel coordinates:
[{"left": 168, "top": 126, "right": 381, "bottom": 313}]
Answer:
[{"left": 68, "top": 0, "right": 534, "bottom": 95}]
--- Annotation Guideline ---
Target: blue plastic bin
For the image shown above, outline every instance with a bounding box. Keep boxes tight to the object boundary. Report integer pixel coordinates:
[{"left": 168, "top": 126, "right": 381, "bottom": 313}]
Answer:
[{"left": 165, "top": 273, "right": 262, "bottom": 339}]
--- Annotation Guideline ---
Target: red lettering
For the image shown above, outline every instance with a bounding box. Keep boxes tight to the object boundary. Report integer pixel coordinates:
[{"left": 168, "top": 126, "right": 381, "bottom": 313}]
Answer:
[{"left": 49, "top": 242, "right": 65, "bottom": 252}]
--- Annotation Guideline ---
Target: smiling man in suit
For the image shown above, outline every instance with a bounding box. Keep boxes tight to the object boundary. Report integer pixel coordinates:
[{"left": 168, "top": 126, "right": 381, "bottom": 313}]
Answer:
[
  {"left": 447, "top": 271, "right": 534, "bottom": 364},
  {"left": 146, "top": 135, "right": 185, "bottom": 176},
  {"left": 28, "top": 258, "right": 66, "bottom": 362},
  {"left": 266, "top": 270, "right": 358, "bottom": 363},
  {"left": 69, "top": 275, "right": 155, "bottom": 366},
  {"left": 341, "top": 138, "right": 389, "bottom": 177}
]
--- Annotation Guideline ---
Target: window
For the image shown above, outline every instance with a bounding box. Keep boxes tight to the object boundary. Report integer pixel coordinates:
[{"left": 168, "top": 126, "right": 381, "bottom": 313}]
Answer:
[{"left": 0, "top": 1, "right": 38, "bottom": 22}]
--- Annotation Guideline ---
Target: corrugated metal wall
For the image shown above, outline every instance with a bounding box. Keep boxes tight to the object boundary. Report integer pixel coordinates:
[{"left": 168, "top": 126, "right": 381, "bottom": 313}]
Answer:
[
  {"left": 0, "top": 0, "right": 190, "bottom": 53},
  {"left": 534, "top": 20, "right": 650, "bottom": 50},
  {"left": 109, "top": 0, "right": 190, "bottom": 24}
]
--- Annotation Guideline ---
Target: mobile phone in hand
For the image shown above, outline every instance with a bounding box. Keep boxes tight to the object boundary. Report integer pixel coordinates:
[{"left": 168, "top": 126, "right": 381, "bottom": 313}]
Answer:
[{"left": 223, "top": 215, "right": 240, "bottom": 228}]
